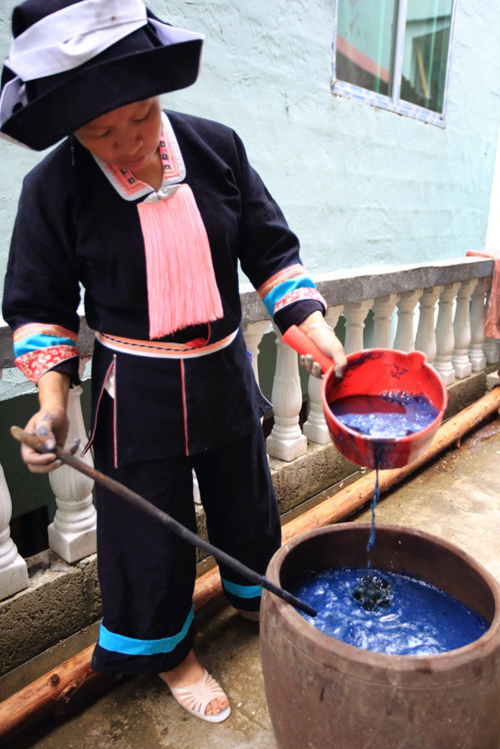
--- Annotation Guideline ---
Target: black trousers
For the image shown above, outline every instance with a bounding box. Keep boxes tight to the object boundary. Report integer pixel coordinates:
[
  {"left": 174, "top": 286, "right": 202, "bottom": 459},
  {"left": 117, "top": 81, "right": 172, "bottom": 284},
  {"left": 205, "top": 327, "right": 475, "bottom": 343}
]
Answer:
[{"left": 91, "top": 393, "right": 281, "bottom": 675}]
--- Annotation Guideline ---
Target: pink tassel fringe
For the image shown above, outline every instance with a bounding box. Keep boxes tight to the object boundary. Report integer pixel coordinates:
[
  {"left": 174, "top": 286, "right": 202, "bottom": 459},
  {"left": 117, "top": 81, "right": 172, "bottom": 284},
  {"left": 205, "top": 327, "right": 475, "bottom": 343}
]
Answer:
[{"left": 137, "top": 185, "right": 224, "bottom": 339}]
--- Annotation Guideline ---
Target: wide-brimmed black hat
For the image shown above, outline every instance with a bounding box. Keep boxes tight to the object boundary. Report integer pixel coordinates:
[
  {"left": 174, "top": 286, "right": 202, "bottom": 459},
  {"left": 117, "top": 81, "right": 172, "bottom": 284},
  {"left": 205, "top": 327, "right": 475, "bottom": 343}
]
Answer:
[{"left": 0, "top": 0, "right": 204, "bottom": 150}]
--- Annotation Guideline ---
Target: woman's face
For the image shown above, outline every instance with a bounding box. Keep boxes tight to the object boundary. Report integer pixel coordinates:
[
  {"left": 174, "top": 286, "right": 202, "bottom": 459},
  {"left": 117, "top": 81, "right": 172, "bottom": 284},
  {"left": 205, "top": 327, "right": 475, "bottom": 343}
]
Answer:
[{"left": 74, "top": 97, "right": 163, "bottom": 173}]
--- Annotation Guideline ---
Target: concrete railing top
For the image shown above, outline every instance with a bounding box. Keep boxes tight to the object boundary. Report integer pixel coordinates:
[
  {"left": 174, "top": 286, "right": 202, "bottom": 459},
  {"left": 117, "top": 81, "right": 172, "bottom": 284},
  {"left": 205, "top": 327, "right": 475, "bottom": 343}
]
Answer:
[
  {"left": 0, "top": 256, "right": 495, "bottom": 369},
  {"left": 236, "top": 257, "right": 495, "bottom": 323}
]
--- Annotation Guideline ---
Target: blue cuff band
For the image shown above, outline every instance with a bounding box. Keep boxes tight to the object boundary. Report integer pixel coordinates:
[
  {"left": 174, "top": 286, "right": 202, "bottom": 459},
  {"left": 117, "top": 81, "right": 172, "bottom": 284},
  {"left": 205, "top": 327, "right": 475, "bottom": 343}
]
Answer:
[
  {"left": 98, "top": 606, "right": 194, "bottom": 656},
  {"left": 14, "top": 333, "right": 77, "bottom": 358},
  {"left": 262, "top": 276, "right": 315, "bottom": 317}
]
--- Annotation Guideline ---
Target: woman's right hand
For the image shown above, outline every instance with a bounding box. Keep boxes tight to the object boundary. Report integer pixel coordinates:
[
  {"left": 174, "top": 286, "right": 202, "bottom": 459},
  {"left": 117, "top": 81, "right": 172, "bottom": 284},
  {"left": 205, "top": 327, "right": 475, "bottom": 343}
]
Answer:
[{"left": 22, "top": 407, "right": 70, "bottom": 473}]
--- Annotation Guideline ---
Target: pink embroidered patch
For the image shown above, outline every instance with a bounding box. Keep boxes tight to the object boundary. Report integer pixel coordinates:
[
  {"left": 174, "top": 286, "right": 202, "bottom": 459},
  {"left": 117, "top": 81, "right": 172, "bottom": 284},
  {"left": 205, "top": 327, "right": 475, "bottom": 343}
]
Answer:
[{"left": 273, "top": 288, "right": 327, "bottom": 314}]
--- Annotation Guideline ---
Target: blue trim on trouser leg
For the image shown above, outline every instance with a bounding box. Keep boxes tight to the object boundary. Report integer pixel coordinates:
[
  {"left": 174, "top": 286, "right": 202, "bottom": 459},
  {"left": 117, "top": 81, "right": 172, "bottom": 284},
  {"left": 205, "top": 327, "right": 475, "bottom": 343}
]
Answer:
[
  {"left": 98, "top": 606, "right": 195, "bottom": 656},
  {"left": 194, "top": 425, "right": 281, "bottom": 613},
  {"left": 221, "top": 577, "right": 262, "bottom": 599},
  {"left": 90, "top": 393, "right": 197, "bottom": 675}
]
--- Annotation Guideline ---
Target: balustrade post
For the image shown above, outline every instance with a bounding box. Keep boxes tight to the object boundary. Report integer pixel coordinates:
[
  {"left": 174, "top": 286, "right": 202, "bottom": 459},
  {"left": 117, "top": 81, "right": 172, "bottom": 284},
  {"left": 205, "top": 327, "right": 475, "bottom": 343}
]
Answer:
[
  {"left": 48, "top": 365, "right": 97, "bottom": 563},
  {"left": 451, "top": 279, "right": 478, "bottom": 378},
  {"left": 243, "top": 320, "right": 270, "bottom": 384},
  {"left": 0, "top": 462, "right": 29, "bottom": 601},
  {"left": 302, "top": 306, "right": 343, "bottom": 445},
  {"left": 415, "top": 286, "right": 443, "bottom": 364},
  {"left": 434, "top": 282, "right": 461, "bottom": 385},
  {"left": 393, "top": 290, "right": 423, "bottom": 352},
  {"left": 469, "top": 278, "right": 488, "bottom": 371},
  {"left": 484, "top": 338, "right": 500, "bottom": 364},
  {"left": 371, "top": 294, "right": 400, "bottom": 349},
  {"left": 266, "top": 325, "right": 307, "bottom": 462},
  {"left": 0, "top": 365, "right": 29, "bottom": 602},
  {"left": 343, "top": 300, "right": 373, "bottom": 354}
]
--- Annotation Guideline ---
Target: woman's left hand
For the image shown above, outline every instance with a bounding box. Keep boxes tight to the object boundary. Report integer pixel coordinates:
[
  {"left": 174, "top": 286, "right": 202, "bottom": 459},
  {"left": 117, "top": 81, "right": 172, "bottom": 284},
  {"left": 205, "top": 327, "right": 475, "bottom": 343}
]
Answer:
[{"left": 298, "top": 312, "right": 347, "bottom": 379}]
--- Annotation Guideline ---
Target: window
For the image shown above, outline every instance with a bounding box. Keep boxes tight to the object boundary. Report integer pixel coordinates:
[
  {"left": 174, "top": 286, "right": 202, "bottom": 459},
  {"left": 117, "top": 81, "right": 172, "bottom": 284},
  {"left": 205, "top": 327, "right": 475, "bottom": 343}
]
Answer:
[{"left": 332, "top": 0, "right": 457, "bottom": 126}]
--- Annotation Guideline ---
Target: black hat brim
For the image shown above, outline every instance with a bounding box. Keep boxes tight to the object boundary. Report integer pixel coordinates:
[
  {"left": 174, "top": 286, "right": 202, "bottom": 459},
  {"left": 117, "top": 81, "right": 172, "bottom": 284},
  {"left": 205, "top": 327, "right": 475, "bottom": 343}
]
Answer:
[{"left": 1, "top": 30, "right": 202, "bottom": 150}]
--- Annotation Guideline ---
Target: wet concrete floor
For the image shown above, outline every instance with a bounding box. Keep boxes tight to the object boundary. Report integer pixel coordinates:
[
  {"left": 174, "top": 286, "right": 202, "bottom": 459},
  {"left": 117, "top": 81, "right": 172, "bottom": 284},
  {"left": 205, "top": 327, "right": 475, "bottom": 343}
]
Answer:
[{"left": 2, "top": 414, "right": 500, "bottom": 749}]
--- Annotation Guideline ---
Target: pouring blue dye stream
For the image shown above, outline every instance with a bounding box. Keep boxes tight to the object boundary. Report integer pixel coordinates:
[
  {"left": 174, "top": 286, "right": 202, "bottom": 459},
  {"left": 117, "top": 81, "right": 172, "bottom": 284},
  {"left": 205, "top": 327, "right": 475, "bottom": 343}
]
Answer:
[
  {"left": 330, "top": 390, "right": 439, "bottom": 613},
  {"left": 282, "top": 328, "right": 488, "bottom": 654},
  {"left": 329, "top": 390, "right": 440, "bottom": 561}
]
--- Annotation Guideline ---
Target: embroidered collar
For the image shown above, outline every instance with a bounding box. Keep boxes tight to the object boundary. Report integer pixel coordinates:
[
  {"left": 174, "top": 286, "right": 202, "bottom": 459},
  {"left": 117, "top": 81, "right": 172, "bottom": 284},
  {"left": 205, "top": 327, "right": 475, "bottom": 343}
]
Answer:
[{"left": 92, "top": 112, "right": 186, "bottom": 201}]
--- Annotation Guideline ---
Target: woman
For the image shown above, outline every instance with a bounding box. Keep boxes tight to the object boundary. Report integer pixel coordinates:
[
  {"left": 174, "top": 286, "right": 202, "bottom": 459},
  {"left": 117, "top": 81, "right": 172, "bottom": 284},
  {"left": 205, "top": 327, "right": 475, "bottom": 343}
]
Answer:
[{"left": 1, "top": 0, "right": 346, "bottom": 723}]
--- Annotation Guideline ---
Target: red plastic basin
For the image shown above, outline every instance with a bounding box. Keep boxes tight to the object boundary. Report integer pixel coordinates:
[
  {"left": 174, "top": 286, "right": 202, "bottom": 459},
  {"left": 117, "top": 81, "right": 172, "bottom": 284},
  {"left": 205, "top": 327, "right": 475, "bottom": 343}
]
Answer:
[{"left": 282, "top": 326, "right": 448, "bottom": 469}]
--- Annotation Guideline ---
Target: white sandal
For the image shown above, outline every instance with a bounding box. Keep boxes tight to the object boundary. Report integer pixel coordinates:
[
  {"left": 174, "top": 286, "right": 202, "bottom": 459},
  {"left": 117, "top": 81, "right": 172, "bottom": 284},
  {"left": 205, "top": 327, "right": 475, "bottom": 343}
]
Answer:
[
  {"left": 160, "top": 669, "right": 231, "bottom": 723},
  {"left": 238, "top": 609, "right": 260, "bottom": 622}
]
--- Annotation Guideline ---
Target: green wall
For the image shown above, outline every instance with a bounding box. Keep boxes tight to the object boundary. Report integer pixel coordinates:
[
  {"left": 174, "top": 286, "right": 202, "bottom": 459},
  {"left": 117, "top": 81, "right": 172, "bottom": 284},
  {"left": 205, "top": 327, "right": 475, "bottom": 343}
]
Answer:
[
  {"left": 1, "top": 0, "right": 499, "bottom": 294},
  {"left": 1, "top": 0, "right": 499, "bottom": 526}
]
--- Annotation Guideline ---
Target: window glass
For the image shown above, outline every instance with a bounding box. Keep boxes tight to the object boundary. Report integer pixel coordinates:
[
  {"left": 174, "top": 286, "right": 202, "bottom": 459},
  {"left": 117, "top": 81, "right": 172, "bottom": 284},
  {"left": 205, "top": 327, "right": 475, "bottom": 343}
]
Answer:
[
  {"left": 332, "top": 0, "right": 456, "bottom": 125},
  {"left": 401, "top": 0, "right": 454, "bottom": 113},
  {"left": 336, "top": 0, "right": 398, "bottom": 97}
]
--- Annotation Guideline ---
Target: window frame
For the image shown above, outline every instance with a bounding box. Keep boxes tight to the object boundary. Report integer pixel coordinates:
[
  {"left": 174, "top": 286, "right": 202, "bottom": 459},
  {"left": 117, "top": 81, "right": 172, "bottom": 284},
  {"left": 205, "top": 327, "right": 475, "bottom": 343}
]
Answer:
[{"left": 331, "top": 0, "right": 459, "bottom": 127}]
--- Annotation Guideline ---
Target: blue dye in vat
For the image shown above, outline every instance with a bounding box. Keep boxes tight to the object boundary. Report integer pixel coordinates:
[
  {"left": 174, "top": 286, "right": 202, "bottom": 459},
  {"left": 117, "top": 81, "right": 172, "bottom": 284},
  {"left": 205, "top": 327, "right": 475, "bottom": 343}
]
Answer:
[
  {"left": 293, "top": 568, "right": 489, "bottom": 656},
  {"left": 329, "top": 391, "right": 439, "bottom": 439}
]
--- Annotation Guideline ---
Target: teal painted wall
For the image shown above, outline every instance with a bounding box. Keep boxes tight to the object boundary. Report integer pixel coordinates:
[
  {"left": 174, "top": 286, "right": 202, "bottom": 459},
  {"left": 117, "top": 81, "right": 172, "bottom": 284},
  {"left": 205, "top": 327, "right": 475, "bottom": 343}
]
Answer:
[
  {"left": 1, "top": 0, "right": 499, "bottom": 293},
  {"left": 0, "top": 0, "right": 499, "bottom": 525},
  {"left": 155, "top": 0, "right": 500, "bottom": 272}
]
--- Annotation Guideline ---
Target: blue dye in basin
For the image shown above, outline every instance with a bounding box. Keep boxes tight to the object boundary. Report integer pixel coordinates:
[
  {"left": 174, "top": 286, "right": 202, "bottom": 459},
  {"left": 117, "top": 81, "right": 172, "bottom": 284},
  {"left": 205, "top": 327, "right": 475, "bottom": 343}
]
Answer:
[{"left": 329, "top": 391, "right": 439, "bottom": 439}]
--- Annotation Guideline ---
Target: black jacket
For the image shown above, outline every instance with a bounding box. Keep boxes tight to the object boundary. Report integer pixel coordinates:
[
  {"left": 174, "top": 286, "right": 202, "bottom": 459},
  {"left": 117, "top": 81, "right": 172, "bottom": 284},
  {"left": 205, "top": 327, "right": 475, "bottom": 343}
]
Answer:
[{"left": 3, "top": 111, "right": 324, "bottom": 463}]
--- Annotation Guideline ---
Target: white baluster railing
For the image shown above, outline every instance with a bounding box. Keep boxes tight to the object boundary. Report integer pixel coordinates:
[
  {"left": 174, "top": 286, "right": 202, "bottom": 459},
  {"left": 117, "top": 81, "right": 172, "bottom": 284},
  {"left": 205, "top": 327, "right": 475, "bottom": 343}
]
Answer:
[
  {"left": 266, "top": 325, "right": 307, "bottom": 461},
  {"left": 0, "top": 463, "right": 28, "bottom": 601},
  {"left": 451, "top": 279, "right": 478, "bottom": 378},
  {"left": 48, "top": 378, "right": 97, "bottom": 564},
  {"left": 303, "top": 306, "right": 344, "bottom": 445},
  {"left": 243, "top": 320, "right": 270, "bottom": 385},
  {"left": 372, "top": 293, "right": 400, "bottom": 349},
  {"left": 484, "top": 337, "right": 500, "bottom": 364},
  {"left": 415, "top": 285, "right": 443, "bottom": 364},
  {"left": 393, "top": 289, "right": 423, "bottom": 352},
  {"left": 343, "top": 299, "right": 373, "bottom": 354},
  {"left": 434, "top": 282, "right": 461, "bottom": 384},
  {"left": 0, "top": 365, "right": 28, "bottom": 602},
  {"left": 469, "top": 278, "right": 488, "bottom": 372}
]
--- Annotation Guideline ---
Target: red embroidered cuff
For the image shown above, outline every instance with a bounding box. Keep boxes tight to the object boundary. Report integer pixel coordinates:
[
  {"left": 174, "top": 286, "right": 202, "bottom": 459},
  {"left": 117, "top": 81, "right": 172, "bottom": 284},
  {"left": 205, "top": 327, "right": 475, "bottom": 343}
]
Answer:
[{"left": 16, "top": 345, "right": 80, "bottom": 385}]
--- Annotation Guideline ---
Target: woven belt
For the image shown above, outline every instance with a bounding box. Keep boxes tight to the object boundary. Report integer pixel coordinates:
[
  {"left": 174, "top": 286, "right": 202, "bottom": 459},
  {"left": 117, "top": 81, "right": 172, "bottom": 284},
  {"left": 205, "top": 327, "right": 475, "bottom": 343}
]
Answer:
[{"left": 96, "top": 330, "right": 238, "bottom": 359}]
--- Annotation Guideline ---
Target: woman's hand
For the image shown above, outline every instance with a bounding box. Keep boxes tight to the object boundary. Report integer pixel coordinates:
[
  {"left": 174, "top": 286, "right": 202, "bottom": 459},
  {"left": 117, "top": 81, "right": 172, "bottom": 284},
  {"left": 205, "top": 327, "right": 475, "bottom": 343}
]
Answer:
[
  {"left": 298, "top": 312, "right": 347, "bottom": 379},
  {"left": 22, "top": 407, "right": 70, "bottom": 473},
  {"left": 21, "top": 371, "right": 71, "bottom": 473}
]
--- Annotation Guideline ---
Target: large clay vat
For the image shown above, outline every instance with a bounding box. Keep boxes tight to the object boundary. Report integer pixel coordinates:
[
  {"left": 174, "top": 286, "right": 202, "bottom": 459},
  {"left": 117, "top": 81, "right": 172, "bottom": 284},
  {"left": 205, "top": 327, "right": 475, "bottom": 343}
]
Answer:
[{"left": 261, "top": 523, "right": 500, "bottom": 749}]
